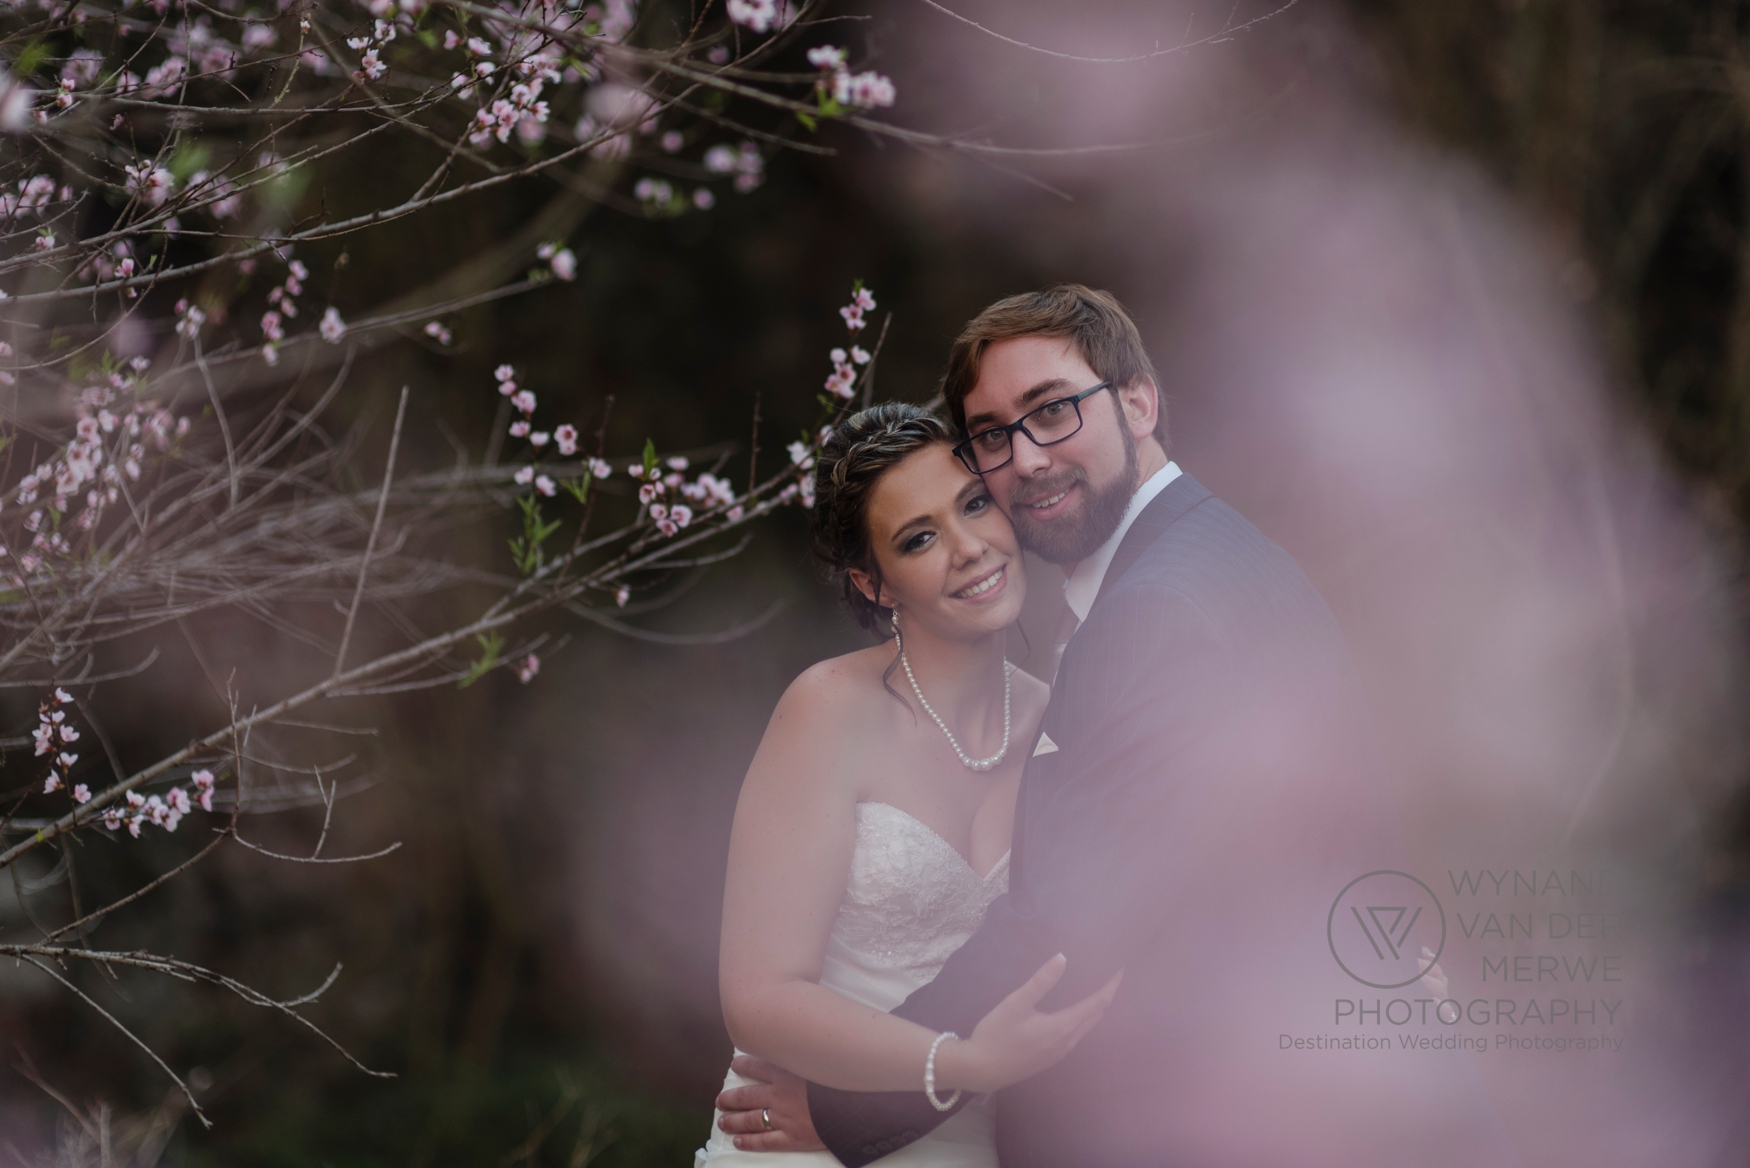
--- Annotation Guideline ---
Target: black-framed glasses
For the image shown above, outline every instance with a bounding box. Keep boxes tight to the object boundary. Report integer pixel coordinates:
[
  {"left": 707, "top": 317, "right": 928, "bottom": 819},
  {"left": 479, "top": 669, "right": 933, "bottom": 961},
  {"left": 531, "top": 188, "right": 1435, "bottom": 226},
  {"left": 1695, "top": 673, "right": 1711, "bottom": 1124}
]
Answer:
[{"left": 952, "top": 380, "right": 1111, "bottom": 475}]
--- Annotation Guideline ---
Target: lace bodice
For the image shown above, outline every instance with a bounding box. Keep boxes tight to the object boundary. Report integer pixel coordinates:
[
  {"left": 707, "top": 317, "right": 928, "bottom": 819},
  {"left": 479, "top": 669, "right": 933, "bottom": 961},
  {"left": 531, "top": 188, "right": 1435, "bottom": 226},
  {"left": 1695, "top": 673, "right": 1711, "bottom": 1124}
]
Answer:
[
  {"left": 697, "top": 801, "right": 1009, "bottom": 1167},
  {"left": 821, "top": 802, "right": 1010, "bottom": 1006}
]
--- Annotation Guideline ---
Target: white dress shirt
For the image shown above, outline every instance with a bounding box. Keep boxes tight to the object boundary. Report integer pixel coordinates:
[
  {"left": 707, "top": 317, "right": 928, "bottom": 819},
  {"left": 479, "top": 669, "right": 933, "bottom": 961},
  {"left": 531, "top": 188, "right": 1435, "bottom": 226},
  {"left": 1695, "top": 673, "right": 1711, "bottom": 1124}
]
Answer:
[{"left": 1061, "top": 461, "right": 1182, "bottom": 624}]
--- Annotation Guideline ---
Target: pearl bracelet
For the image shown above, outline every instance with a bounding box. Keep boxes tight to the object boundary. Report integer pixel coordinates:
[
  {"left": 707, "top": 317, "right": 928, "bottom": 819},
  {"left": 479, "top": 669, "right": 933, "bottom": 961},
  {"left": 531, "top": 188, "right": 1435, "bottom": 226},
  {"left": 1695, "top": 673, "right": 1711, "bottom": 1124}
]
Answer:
[{"left": 924, "top": 1031, "right": 962, "bottom": 1112}]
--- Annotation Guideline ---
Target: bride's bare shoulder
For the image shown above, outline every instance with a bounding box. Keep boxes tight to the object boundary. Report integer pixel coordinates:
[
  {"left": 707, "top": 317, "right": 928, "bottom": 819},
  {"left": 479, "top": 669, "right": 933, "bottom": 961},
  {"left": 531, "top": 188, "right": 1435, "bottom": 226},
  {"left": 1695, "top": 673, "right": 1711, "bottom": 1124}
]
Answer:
[{"left": 767, "top": 644, "right": 894, "bottom": 732}]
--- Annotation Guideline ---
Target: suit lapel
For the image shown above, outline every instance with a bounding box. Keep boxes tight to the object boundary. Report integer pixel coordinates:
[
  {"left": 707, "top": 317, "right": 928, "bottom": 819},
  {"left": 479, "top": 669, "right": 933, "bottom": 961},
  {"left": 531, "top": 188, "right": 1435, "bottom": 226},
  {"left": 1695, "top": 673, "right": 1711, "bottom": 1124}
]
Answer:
[
  {"left": 1016, "top": 475, "right": 1212, "bottom": 884},
  {"left": 1091, "top": 472, "right": 1211, "bottom": 611}
]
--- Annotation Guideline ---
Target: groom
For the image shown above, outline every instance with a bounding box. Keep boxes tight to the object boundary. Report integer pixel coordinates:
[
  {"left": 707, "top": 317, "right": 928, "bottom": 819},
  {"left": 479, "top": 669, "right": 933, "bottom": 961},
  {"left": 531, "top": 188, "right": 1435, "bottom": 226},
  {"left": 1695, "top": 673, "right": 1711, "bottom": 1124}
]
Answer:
[{"left": 720, "top": 286, "right": 1508, "bottom": 1166}]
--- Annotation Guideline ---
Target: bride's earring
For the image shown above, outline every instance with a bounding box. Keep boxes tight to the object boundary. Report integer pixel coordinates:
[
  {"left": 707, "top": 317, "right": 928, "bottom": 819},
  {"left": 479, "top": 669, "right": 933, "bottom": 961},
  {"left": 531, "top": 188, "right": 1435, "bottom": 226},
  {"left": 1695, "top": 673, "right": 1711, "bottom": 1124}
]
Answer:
[{"left": 890, "top": 604, "right": 901, "bottom": 647}]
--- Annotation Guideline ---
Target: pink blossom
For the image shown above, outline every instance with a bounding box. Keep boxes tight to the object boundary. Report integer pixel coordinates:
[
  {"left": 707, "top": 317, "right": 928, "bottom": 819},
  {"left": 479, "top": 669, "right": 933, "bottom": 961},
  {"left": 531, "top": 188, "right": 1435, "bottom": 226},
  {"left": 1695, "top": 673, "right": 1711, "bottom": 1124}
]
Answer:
[
  {"left": 424, "top": 320, "right": 453, "bottom": 344},
  {"left": 704, "top": 144, "right": 738, "bottom": 174},
  {"left": 59, "top": 752, "right": 78, "bottom": 769},
  {"left": 787, "top": 440, "right": 813, "bottom": 468},
  {"left": 125, "top": 162, "right": 175, "bottom": 208},
  {"left": 851, "top": 345, "right": 871, "bottom": 364},
  {"left": 192, "top": 769, "right": 215, "bottom": 791},
  {"left": 638, "top": 482, "right": 659, "bottom": 505},
  {"left": 356, "top": 49, "right": 386, "bottom": 81},
  {"left": 176, "top": 301, "right": 207, "bottom": 340},
  {"left": 495, "top": 364, "right": 516, "bottom": 382},
  {"left": 43, "top": 773, "right": 61, "bottom": 794},
  {"left": 833, "top": 70, "right": 896, "bottom": 110},
  {"left": 696, "top": 473, "right": 736, "bottom": 506},
  {"left": 103, "top": 807, "right": 123, "bottom": 830},
  {"left": 825, "top": 364, "right": 856, "bottom": 398},
  {"left": 534, "top": 474, "right": 556, "bottom": 497},
  {"left": 529, "top": 431, "right": 550, "bottom": 448},
  {"left": 666, "top": 455, "right": 689, "bottom": 470},
  {"left": 167, "top": 786, "right": 191, "bottom": 815},
  {"left": 839, "top": 305, "right": 865, "bottom": 331},
  {"left": 727, "top": 505, "right": 744, "bottom": 522},
  {"left": 555, "top": 424, "right": 579, "bottom": 456},
  {"left": 670, "top": 504, "right": 693, "bottom": 528},
  {"left": 693, "top": 188, "right": 715, "bottom": 210},
  {"left": 727, "top": 0, "right": 777, "bottom": 33},
  {"left": 615, "top": 584, "right": 630, "bottom": 606},
  {"left": 807, "top": 45, "right": 846, "bottom": 69},
  {"left": 509, "top": 420, "right": 531, "bottom": 438},
  {"left": 73, "top": 783, "right": 90, "bottom": 804},
  {"left": 511, "top": 389, "right": 536, "bottom": 415},
  {"left": 550, "top": 249, "right": 576, "bottom": 280},
  {"left": 514, "top": 465, "right": 534, "bottom": 485},
  {"left": 649, "top": 503, "right": 667, "bottom": 521},
  {"left": 319, "top": 306, "right": 347, "bottom": 343},
  {"left": 854, "top": 287, "right": 877, "bottom": 310},
  {"left": 799, "top": 476, "right": 816, "bottom": 508},
  {"left": 513, "top": 653, "right": 540, "bottom": 683},
  {"left": 588, "top": 458, "right": 612, "bottom": 478}
]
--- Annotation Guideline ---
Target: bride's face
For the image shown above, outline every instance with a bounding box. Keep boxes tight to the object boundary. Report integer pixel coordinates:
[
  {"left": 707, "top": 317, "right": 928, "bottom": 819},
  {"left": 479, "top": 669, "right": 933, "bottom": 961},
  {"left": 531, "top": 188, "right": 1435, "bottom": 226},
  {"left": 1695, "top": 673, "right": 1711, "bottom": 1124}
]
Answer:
[{"left": 852, "top": 442, "right": 1026, "bottom": 640}]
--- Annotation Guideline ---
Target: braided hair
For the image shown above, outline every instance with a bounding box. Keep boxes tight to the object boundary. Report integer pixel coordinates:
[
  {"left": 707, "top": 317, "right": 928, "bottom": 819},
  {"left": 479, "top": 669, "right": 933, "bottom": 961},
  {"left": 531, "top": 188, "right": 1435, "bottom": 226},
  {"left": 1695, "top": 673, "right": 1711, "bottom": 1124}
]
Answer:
[{"left": 808, "top": 402, "right": 955, "bottom": 636}]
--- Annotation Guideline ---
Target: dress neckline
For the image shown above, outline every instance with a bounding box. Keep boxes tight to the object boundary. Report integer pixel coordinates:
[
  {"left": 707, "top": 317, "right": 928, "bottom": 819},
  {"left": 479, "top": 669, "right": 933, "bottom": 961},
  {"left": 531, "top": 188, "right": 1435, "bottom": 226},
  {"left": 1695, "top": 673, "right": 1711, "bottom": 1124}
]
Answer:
[{"left": 858, "top": 801, "right": 1011, "bottom": 883}]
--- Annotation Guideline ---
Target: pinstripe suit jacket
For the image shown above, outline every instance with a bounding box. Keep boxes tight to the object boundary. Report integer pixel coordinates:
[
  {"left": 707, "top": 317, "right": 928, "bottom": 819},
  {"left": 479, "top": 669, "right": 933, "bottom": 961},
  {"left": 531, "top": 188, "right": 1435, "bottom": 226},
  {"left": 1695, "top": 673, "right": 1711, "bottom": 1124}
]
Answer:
[{"left": 808, "top": 474, "right": 1493, "bottom": 1168}]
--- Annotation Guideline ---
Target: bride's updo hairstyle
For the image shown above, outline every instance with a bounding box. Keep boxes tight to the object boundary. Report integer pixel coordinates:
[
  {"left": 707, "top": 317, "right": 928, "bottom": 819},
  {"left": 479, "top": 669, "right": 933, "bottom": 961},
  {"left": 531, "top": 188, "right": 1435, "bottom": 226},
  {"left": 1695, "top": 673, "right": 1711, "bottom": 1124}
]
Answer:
[{"left": 809, "top": 402, "right": 954, "bottom": 636}]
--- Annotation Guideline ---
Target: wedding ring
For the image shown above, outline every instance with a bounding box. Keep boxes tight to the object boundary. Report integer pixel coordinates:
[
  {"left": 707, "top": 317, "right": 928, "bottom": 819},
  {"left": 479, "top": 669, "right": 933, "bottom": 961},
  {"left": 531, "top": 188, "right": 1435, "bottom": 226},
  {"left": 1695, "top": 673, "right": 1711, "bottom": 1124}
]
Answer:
[{"left": 762, "top": 1107, "right": 773, "bottom": 1131}]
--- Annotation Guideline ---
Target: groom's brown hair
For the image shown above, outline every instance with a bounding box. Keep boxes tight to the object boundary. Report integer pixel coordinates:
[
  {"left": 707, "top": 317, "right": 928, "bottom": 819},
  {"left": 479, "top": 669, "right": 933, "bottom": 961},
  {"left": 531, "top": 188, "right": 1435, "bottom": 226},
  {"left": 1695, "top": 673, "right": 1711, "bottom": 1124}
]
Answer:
[{"left": 939, "top": 284, "right": 1166, "bottom": 445}]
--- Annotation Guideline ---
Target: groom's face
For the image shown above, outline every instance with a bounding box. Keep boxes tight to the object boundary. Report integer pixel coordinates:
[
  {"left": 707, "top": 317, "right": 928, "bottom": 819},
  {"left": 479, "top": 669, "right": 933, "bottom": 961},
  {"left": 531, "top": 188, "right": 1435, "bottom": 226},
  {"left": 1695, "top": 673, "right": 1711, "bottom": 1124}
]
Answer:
[{"left": 962, "top": 336, "right": 1142, "bottom": 566}]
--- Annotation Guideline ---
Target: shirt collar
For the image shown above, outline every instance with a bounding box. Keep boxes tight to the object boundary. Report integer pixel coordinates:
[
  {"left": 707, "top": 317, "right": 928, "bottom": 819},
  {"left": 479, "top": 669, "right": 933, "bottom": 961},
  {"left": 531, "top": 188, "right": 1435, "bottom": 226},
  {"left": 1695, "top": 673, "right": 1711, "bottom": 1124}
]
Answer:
[{"left": 1062, "top": 461, "right": 1182, "bottom": 623}]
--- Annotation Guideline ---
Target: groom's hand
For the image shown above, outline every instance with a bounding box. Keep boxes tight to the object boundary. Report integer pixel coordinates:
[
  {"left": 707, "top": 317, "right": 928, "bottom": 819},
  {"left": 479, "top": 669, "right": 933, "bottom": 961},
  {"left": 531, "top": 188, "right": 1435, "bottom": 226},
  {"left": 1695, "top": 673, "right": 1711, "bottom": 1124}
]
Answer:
[{"left": 715, "top": 1054, "right": 826, "bottom": 1153}]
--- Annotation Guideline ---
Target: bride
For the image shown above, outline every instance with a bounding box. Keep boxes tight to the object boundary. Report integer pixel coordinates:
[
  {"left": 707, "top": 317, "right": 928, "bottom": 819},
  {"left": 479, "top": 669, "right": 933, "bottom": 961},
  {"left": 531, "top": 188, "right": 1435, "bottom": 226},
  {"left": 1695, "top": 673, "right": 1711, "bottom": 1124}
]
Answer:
[{"left": 696, "top": 403, "right": 1120, "bottom": 1167}]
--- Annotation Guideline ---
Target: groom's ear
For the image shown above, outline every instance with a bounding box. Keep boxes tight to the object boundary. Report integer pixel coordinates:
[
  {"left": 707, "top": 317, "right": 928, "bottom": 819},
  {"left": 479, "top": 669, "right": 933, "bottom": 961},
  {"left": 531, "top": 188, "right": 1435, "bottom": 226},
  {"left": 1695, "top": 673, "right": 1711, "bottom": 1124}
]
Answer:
[{"left": 1115, "top": 377, "right": 1161, "bottom": 443}]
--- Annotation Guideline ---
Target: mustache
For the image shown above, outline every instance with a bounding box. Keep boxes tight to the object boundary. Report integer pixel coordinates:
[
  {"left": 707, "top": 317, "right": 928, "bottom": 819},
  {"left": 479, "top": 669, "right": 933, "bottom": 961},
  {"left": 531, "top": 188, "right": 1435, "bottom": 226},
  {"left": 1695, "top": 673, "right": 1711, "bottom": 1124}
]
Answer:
[{"left": 1009, "top": 467, "right": 1088, "bottom": 510}]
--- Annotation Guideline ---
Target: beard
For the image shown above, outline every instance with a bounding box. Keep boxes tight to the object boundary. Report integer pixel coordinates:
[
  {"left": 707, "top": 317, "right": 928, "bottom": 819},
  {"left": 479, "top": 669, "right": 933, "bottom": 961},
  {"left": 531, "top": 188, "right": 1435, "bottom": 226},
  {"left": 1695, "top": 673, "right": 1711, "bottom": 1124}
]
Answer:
[{"left": 1007, "top": 423, "right": 1139, "bottom": 566}]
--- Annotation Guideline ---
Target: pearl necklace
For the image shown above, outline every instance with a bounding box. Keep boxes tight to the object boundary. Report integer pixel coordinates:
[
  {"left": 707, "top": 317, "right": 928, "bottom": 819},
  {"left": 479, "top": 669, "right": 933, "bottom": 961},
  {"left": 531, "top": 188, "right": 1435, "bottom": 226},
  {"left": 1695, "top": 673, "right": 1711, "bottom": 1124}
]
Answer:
[{"left": 894, "top": 620, "right": 1013, "bottom": 772}]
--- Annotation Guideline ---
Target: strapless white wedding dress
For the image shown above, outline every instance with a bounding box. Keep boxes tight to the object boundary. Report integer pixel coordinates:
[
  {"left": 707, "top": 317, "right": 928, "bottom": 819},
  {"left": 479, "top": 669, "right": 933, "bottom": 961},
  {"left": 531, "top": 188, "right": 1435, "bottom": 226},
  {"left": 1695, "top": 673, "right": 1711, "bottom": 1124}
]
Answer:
[{"left": 696, "top": 801, "right": 1010, "bottom": 1167}]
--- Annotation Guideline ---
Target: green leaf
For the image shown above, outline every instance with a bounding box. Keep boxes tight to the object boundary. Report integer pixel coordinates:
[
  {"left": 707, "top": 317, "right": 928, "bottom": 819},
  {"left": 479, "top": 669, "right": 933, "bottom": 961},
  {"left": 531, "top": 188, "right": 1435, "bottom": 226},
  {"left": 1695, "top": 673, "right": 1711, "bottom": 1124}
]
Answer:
[
  {"left": 458, "top": 631, "right": 505, "bottom": 688},
  {"left": 562, "top": 474, "right": 591, "bottom": 504},
  {"left": 642, "top": 438, "right": 658, "bottom": 477},
  {"left": 12, "top": 42, "right": 50, "bottom": 79},
  {"left": 169, "top": 141, "right": 214, "bottom": 183},
  {"left": 795, "top": 110, "right": 818, "bottom": 131}
]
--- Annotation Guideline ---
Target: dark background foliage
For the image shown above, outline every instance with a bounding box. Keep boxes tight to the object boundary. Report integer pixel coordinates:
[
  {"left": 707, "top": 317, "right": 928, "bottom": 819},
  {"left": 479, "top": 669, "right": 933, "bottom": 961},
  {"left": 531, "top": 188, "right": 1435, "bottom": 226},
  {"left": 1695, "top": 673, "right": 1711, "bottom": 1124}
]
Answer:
[{"left": 4, "top": 0, "right": 1748, "bottom": 1162}]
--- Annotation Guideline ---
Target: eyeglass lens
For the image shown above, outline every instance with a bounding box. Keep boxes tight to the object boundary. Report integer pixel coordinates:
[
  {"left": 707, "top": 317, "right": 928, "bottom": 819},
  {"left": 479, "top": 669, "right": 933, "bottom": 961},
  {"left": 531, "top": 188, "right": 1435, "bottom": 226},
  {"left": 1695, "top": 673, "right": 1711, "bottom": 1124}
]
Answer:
[{"left": 967, "top": 397, "right": 1084, "bottom": 471}]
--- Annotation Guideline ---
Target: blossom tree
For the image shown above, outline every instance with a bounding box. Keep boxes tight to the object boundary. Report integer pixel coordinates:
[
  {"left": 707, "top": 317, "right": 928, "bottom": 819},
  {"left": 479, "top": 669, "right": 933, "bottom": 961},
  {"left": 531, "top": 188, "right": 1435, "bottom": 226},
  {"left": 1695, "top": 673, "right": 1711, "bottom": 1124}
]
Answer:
[{"left": 0, "top": 0, "right": 906, "bottom": 1134}]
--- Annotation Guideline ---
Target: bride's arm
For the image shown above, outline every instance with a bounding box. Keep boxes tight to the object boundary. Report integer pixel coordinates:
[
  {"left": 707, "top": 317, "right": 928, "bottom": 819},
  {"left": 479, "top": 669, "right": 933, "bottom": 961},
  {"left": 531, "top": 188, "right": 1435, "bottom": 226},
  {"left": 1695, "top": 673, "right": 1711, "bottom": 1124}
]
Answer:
[{"left": 719, "top": 665, "right": 1110, "bottom": 1095}]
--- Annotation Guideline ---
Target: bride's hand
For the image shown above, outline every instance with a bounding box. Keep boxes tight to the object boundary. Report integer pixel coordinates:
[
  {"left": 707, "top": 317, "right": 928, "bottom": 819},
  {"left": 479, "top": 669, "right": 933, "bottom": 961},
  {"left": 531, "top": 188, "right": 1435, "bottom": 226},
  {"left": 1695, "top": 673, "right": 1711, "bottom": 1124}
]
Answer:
[{"left": 937, "top": 953, "right": 1123, "bottom": 1095}]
